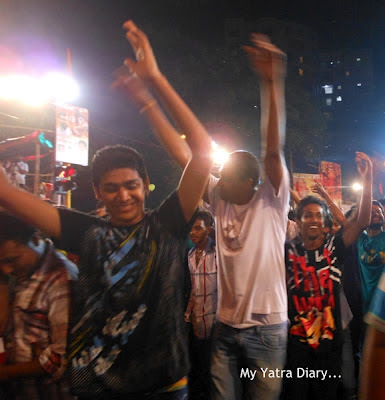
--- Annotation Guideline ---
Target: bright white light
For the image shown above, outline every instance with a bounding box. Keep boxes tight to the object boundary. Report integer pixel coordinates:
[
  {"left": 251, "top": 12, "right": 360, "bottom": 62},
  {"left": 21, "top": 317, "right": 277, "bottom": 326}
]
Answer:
[
  {"left": 352, "top": 182, "right": 363, "bottom": 191},
  {"left": 357, "top": 83, "right": 362, "bottom": 87},
  {"left": 211, "top": 141, "right": 229, "bottom": 167},
  {"left": 42, "top": 73, "right": 79, "bottom": 103},
  {"left": 0, "top": 75, "right": 47, "bottom": 106},
  {"left": 0, "top": 73, "right": 79, "bottom": 105},
  {"left": 336, "top": 96, "right": 342, "bottom": 102}
]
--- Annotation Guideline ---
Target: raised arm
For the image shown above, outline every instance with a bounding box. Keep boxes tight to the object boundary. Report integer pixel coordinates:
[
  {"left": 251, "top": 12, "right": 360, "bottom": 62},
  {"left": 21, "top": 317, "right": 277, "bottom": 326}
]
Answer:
[
  {"left": 118, "top": 21, "right": 213, "bottom": 222},
  {"left": 0, "top": 168, "right": 61, "bottom": 238},
  {"left": 244, "top": 35, "right": 286, "bottom": 194},
  {"left": 342, "top": 152, "right": 372, "bottom": 247},
  {"left": 311, "top": 181, "right": 346, "bottom": 226}
]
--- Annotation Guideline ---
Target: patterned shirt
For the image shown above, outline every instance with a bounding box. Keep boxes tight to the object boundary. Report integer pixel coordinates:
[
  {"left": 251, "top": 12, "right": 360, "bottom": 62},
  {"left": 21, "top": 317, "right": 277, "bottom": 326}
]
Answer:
[
  {"left": 58, "top": 191, "right": 192, "bottom": 396},
  {"left": 185, "top": 237, "right": 217, "bottom": 339},
  {"left": 6, "top": 240, "right": 77, "bottom": 400},
  {"left": 286, "top": 234, "right": 346, "bottom": 350}
]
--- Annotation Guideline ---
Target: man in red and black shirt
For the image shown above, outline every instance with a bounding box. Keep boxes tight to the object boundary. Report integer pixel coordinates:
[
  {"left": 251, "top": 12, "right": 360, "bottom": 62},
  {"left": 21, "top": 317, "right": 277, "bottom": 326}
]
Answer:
[{"left": 283, "top": 152, "right": 372, "bottom": 400}]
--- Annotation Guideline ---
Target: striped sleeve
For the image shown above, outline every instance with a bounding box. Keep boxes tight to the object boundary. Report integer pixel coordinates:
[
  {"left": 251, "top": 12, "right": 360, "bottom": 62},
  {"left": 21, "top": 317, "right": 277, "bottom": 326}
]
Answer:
[{"left": 365, "top": 269, "right": 385, "bottom": 333}]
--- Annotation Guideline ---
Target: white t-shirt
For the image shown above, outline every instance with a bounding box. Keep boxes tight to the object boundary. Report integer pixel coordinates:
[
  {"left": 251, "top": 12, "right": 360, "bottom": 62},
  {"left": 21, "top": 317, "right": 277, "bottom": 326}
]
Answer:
[
  {"left": 15, "top": 161, "right": 28, "bottom": 185},
  {"left": 207, "top": 170, "right": 290, "bottom": 328}
]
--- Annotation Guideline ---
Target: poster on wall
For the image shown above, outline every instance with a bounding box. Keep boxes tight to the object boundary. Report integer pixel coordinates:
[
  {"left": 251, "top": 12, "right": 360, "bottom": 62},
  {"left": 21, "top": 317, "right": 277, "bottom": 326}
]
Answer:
[
  {"left": 319, "top": 161, "right": 342, "bottom": 207},
  {"left": 55, "top": 105, "right": 89, "bottom": 166},
  {"left": 292, "top": 173, "right": 322, "bottom": 199}
]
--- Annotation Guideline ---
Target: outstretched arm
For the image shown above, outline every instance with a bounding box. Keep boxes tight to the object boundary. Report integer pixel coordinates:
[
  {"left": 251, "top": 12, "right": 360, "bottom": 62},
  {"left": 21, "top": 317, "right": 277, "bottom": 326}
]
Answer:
[
  {"left": 117, "top": 21, "right": 212, "bottom": 222},
  {"left": 244, "top": 35, "right": 287, "bottom": 194},
  {"left": 342, "top": 152, "right": 372, "bottom": 247},
  {"left": 0, "top": 167, "right": 61, "bottom": 238}
]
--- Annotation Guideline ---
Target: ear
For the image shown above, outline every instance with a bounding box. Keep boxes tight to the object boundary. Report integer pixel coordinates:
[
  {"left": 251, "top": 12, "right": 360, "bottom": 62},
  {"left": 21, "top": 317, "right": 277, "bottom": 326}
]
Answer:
[
  {"left": 93, "top": 185, "right": 102, "bottom": 200},
  {"left": 144, "top": 178, "right": 150, "bottom": 196}
]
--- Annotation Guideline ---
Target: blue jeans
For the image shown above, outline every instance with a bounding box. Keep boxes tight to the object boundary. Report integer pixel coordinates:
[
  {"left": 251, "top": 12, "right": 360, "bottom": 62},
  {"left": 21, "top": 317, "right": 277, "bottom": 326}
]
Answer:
[{"left": 210, "top": 320, "right": 288, "bottom": 400}]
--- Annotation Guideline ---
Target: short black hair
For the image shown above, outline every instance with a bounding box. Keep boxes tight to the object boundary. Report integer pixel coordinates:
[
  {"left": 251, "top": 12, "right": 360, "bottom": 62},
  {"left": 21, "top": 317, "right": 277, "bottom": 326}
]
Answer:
[
  {"left": 225, "top": 151, "right": 260, "bottom": 187},
  {"left": 92, "top": 145, "right": 149, "bottom": 187},
  {"left": 0, "top": 212, "right": 36, "bottom": 245},
  {"left": 192, "top": 209, "right": 214, "bottom": 228},
  {"left": 296, "top": 195, "right": 329, "bottom": 221}
]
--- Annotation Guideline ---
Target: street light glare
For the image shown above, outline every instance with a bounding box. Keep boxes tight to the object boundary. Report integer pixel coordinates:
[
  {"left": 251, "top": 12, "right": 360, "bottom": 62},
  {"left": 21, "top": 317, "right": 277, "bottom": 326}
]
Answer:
[
  {"left": 42, "top": 73, "right": 79, "bottom": 103},
  {"left": 211, "top": 141, "right": 229, "bottom": 167},
  {"left": 352, "top": 182, "right": 363, "bottom": 191},
  {"left": 0, "top": 73, "right": 79, "bottom": 105}
]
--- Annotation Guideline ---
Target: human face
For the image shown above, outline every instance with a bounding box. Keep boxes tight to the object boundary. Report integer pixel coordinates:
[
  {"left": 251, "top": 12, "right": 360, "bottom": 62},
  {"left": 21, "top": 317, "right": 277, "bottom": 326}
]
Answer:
[
  {"left": 331, "top": 219, "right": 341, "bottom": 236},
  {"left": 299, "top": 203, "right": 325, "bottom": 241},
  {"left": 94, "top": 168, "right": 149, "bottom": 226},
  {"left": 218, "top": 163, "right": 252, "bottom": 204},
  {"left": 190, "top": 219, "right": 210, "bottom": 246},
  {"left": 369, "top": 204, "right": 384, "bottom": 229},
  {"left": 0, "top": 240, "right": 39, "bottom": 278}
]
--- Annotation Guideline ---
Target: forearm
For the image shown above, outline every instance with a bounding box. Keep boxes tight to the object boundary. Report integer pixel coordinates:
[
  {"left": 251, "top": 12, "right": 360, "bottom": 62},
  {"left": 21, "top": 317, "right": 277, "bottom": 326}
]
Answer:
[
  {"left": 142, "top": 101, "right": 192, "bottom": 168},
  {"left": 323, "top": 195, "right": 346, "bottom": 226},
  {"left": 149, "top": 74, "right": 212, "bottom": 158},
  {"left": 356, "top": 170, "right": 373, "bottom": 229},
  {"left": 261, "top": 78, "right": 286, "bottom": 190},
  {"left": 0, "top": 182, "right": 61, "bottom": 238},
  {"left": 261, "top": 78, "right": 286, "bottom": 159},
  {"left": 360, "top": 326, "right": 385, "bottom": 400}
]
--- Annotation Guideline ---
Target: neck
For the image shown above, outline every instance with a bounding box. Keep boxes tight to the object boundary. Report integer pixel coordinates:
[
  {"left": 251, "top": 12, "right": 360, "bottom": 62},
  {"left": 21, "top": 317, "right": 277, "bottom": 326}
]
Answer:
[
  {"left": 196, "top": 238, "right": 208, "bottom": 251},
  {"left": 367, "top": 227, "right": 383, "bottom": 237},
  {"left": 303, "top": 236, "right": 324, "bottom": 251},
  {"left": 233, "top": 188, "right": 255, "bottom": 205}
]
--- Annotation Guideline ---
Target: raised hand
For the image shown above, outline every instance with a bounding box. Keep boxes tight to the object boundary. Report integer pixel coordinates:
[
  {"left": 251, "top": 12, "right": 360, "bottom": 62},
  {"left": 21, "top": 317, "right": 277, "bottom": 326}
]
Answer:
[
  {"left": 122, "top": 20, "right": 162, "bottom": 83},
  {"left": 355, "top": 151, "right": 372, "bottom": 180},
  {"left": 112, "top": 65, "right": 154, "bottom": 108},
  {"left": 311, "top": 181, "right": 328, "bottom": 199},
  {"left": 243, "top": 34, "right": 286, "bottom": 82}
]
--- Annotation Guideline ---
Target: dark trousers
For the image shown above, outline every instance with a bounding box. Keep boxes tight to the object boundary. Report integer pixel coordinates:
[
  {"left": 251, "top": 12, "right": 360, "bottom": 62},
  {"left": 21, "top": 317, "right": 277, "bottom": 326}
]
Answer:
[
  {"left": 189, "top": 334, "right": 212, "bottom": 400},
  {"left": 281, "top": 340, "right": 342, "bottom": 400}
]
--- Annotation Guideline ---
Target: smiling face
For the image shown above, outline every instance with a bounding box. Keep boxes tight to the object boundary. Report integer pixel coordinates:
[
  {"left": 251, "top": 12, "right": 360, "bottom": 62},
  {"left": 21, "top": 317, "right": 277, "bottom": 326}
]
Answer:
[
  {"left": 298, "top": 203, "right": 325, "bottom": 242},
  {"left": 94, "top": 168, "right": 149, "bottom": 226}
]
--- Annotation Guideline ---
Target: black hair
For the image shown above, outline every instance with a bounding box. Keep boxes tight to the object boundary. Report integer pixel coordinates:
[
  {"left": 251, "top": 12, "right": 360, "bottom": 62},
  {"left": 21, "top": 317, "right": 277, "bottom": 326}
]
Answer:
[
  {"left": 0, "top": 211, "right": 36, "bottom": 245},
  {"left": 192, "top": 209, "right": 214, "bottom": 228},
  {"left": 92, "top": 144, "right": 149, "bottom": 187},
  {"left": 296, "top": 195, "right": 330, "bottom": 221},
  {"left": 225, "top": 151, "right": 260, "bottom": 187}
]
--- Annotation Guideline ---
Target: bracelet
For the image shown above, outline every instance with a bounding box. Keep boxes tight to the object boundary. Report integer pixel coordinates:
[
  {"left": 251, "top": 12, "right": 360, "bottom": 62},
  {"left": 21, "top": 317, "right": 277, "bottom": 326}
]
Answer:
[{"left": 140, "top": 100, "right": 157, "bottom": 114}]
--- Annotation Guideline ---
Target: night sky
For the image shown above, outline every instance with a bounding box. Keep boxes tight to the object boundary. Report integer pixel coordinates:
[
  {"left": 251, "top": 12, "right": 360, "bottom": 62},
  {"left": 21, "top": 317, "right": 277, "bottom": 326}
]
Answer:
[{"left": 1, "top": 0, "right": 385, "bottom": 209}]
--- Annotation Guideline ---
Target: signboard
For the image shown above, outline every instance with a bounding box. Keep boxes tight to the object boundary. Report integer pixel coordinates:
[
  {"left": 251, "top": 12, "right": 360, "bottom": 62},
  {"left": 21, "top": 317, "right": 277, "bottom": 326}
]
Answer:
[
  {"left": 55, "top": 105, "right": 89, "bottom": 166},
  {"left": 292, "top": 173, "right": 322, "bottom": 199},
  {"left": 319, "top": 161, "right": 342, "bottom": 207}
]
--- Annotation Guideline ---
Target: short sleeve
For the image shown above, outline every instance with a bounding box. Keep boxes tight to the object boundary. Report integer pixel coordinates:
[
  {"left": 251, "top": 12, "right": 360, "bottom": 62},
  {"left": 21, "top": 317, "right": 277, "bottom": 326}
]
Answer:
[
  {"left": 57, "top": 207, "right": 105, "bottom": 254},
  {"left": 365, "top": 269, "right": 385, "bottom": 333}
]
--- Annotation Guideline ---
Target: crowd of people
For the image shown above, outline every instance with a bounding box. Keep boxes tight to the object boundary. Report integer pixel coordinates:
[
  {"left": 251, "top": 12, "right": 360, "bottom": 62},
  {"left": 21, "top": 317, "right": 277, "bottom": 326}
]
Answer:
[{"left": 0, "top": 20, "right": 384, "bottom": 400}]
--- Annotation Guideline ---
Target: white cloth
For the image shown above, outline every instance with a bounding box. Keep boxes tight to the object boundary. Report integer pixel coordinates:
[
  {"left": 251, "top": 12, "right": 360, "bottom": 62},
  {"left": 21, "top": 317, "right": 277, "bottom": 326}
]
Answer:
[
  {"left": 185, "top": 237, "right": 217, "bottom": 339},
  {"left": 207, "top": 170, "right": 290, "bottom": 328}
]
